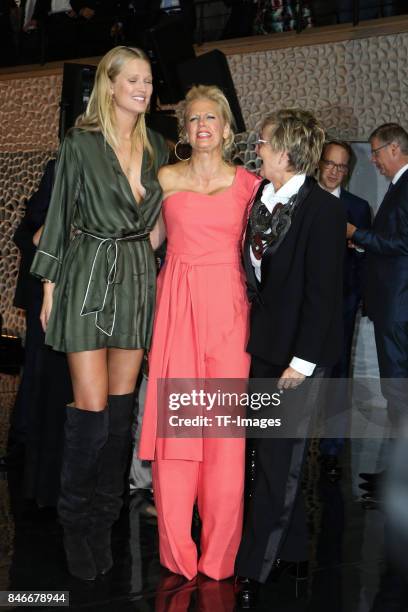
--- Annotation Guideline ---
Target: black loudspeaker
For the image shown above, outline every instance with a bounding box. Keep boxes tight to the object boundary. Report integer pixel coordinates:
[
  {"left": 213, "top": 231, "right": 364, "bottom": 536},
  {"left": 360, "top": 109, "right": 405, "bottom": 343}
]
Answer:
[
  {"left": 146, "top": 112, "right": 179, "bottom": 144},
  {"left": 58, "top": 61, "right": 179, "bottom": 145},
  {"left": 177, "top": 50, "right": 246, "bottom": 133},
  {"left": 146, "top": 15, "right": 196, "bottom": 105},
  {"left": 59, "top": 63, "right": 96, "bottom": 140}
]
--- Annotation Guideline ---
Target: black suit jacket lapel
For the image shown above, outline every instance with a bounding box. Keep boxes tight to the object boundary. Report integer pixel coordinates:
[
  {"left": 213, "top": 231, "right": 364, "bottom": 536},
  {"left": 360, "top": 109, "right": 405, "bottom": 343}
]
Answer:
[
  {"left": 243, "top": 229, "right": 260, "bottom": 303},
  {"left": 340, "top": 188, "right": 353, "bottom": 222},
  {"left": 260, "top": 176, "right": 316, "bottom": 288},
  {"left": 374, "top": 182, "right": 398, "bottom": 228},
  {"left": 243, "top": 179, "right": 268, "bottom": 303}
]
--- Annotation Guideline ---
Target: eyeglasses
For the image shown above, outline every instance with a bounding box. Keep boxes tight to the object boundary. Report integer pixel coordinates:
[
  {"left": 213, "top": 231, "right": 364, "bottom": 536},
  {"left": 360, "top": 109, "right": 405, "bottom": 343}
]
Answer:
[
  {"left": 321, "top": 159, "right": 349, "bottom": 174},
  {"left": 254, "top": 136, "right": 269, "bottom": 146},
  {"left": 371, "top": 142, "right": 392, "bottom": 157}
]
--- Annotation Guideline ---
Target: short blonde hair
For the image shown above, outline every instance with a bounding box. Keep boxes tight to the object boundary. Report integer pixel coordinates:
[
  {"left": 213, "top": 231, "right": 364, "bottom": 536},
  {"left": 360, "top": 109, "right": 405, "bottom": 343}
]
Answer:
[
  {"left": 261, "top": 109, "right": 325, "bottom": 175},
  {"left": 178, "top": 85, "right": 235, "bottom": 158},
  {"left": 76, "top": 46, "right": 153, "bottom": 162}
]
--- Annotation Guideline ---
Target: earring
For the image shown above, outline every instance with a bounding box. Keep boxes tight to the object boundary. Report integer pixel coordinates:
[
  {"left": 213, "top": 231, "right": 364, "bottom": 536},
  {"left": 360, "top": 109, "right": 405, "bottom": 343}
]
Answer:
[{"left": 174, "top": 140, "right": 191, "bottom": 162}]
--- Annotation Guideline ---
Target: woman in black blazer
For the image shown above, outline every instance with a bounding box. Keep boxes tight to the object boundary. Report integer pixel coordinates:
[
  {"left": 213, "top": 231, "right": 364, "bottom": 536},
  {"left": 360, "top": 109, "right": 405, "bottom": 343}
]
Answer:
[{"left": 235, "top": 109, "right": 346, "bottom": 608}]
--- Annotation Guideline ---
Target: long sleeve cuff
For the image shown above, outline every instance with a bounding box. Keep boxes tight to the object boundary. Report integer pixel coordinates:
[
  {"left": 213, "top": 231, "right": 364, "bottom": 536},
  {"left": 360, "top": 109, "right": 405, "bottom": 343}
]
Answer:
[
  {"left": 352, "top": 228, "right": 368, "bottom": 246},
  {"left": 30, "top": 249, "right": 61, "bottom": 283},
  {"left": 290, "top": 356, "right": 316, "bottom": 377}
]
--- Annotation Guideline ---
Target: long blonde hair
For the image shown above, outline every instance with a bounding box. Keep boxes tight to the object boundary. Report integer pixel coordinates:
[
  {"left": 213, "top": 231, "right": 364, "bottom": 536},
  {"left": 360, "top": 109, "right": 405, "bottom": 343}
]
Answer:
[{"left": 76, "top": 46, "right": 154, "bottom": 162}]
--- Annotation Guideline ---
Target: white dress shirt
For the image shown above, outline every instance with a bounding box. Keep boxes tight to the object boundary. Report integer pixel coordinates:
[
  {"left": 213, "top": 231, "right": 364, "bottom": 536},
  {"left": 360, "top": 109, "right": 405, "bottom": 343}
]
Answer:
[
  {"left": 249, "top": 174, "right": 316, "bottom": 377},
  {"left": 160, "top": 0, "right": 180, "bottom": 9},
  {"left": 392, "top": 163, "right": 408, "bottom": 185},
  {"left": 318, "top": 181, "right": 340, "bottom": 199},
  {"left": 24, "top": 0, "right": 37, "bottom": 25},
  {"left": 51, "top": 0, "right": 72, "bottom": 13}
]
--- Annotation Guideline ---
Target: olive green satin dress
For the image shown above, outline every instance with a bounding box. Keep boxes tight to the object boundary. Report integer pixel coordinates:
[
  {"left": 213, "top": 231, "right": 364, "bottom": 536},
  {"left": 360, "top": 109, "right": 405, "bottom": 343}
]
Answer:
[{"left": 30, "top": 127, "right": 168, "bottom": 352}]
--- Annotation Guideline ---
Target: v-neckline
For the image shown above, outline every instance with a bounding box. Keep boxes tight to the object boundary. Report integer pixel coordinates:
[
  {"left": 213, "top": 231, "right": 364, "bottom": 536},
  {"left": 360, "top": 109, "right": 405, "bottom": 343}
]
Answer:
[{"left": 104, "top": 134, "right": 146, "bottom": 207}]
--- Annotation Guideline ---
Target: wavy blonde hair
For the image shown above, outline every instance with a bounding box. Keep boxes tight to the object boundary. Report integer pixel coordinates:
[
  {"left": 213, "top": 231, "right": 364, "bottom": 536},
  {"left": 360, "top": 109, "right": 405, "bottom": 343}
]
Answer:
[
  {"left": 261, "top": 109, "right": 325, "bottom": 175},
  {"left": 76, "top": 46, "right": 154, "bottom": 162},
  {"left": 178, "top": 85, "right": 235, "bottom": 159}
]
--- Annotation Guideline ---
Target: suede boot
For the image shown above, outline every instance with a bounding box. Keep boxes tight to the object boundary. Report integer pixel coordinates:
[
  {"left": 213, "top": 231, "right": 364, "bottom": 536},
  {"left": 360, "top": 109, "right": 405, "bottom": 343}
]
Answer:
[
  {"left": 58, "top": 405, "right": 109, "bottom": 581},
  {"left": 88, "top": 393, "right": 134, "bottom": 574}
]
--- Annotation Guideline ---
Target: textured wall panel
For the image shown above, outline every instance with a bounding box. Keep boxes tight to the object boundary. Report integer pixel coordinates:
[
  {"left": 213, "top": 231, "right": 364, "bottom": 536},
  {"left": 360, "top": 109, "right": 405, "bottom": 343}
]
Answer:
[
  {"left": 0, "top": 75, "right": 61, "bottom": 153},
  {"left": 1, "top": 151, "right": 56, "bottom": 336},
  {"left": 0, "top": 374, "right": 18, "bottom": 567},
  {"left": 227, "top": 32, "right": 408, "bottom": 140}
]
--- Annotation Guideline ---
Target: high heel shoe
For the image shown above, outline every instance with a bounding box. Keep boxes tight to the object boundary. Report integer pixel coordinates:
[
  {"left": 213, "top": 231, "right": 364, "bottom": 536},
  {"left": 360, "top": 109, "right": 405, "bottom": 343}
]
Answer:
[{"left": 234, "top": 576, "right": 260, "bottom": 609}]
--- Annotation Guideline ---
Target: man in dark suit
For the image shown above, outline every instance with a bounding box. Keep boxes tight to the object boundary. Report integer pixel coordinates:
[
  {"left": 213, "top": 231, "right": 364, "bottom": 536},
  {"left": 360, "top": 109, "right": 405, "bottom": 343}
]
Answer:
[
  {"left": 318, "top": 140, "right": 371, "bottom": 479},
  {"left": 26, "top": 0, "right": 114, "bottom": 60},
  {"left": 347, "top": 123, "right": 408, "bottom": 430},
  {"left": 235, "top": 109, "right": 346, "bottom": 608},
  {"left": 347, "top": 121, "right": 408, "bottom": 612},
  {"left": 114, "top": 0, "right": 195, "bottom": 46}
]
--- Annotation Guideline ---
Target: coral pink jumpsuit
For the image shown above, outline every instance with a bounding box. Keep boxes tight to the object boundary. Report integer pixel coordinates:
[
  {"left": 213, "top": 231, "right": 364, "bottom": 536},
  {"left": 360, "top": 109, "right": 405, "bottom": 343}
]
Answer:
[{"left": 139, "top": 166, "right": 260, "bottom": 580}]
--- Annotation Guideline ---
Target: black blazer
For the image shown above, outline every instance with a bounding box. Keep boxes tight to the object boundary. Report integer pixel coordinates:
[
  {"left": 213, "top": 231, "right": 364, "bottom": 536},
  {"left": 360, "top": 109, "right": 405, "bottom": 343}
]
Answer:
[
  {"left": 244, "top": 177, "right": 346, "bottom": 368},
  {"left": 340, "top": 188, "right": 371, "bottom": 299},
  {"left": 354, "top": 167, "right": 408, "bottom": 324},
  {"left": 33, "top": 0, "right": 114, "bottom": 20},
  {"left": 13, "top": 160, "right": 55, "bottom": 310}
]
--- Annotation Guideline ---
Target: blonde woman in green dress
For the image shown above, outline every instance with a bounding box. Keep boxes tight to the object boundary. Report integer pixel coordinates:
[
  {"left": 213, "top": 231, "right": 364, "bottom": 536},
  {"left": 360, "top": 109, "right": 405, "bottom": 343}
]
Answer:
[{"left": 31, "top": 46, "right": 168, "bottom": 581}]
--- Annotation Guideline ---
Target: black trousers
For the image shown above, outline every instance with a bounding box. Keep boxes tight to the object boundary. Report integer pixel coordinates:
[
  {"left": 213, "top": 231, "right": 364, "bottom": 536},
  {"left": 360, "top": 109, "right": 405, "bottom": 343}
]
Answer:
[
  {"left": 235, "top": 357, "right": 326, "bottom": 583},
  {"left": 320, "top": 291, "right": 360, "bottom": 456},
  {"left": 374, "top": 320, "right": 408, "bottom": 427},
  {"left": 9, "top": 300, "right": 44, "bottom": 446}
]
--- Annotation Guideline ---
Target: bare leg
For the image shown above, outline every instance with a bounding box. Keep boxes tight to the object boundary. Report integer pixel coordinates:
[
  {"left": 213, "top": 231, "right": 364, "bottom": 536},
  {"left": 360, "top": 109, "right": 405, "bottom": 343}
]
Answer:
[
  {"left": 66, "top": 347, "right": 144, "bottom": 407},
  {"left": 107, "top": 348, "right": 144, "bottom": 395},
  {"left": 67, "top": 349, "right": 108, "bottom": 411}
]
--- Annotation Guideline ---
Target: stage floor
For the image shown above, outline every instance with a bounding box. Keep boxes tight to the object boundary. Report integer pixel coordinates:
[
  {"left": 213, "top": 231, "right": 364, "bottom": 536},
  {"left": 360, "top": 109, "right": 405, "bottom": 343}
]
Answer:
[{"left": 0, "top": 441, "right": 396, "bottom": 612}]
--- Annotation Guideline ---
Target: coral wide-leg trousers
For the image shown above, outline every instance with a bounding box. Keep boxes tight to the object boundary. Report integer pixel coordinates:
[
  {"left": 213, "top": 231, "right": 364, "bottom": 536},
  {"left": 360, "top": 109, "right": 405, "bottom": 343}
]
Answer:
[
  {"left": 152, "top": 437, "right": 245, "bottom": 581},
  {"left": 143, "top": 255, "right": 250, "bottom": 580}
]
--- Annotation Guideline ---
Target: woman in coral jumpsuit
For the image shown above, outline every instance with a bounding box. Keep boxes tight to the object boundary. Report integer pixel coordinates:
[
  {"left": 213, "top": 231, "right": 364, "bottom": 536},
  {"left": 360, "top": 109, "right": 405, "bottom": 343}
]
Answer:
[{"left": 140, "top": 85, "right": 260, "bottom": 580}]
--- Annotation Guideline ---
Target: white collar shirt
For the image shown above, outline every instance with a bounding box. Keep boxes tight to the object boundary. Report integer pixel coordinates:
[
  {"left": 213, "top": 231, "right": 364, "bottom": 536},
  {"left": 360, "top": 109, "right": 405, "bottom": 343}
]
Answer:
[
  {"left": 392, "top": 163, "right": 408, "bottom": 185},
  {"left": 51, "top": 0, "right": 72, "bottom": 13},
  {"left": 318, "top": 183, "right": 341, "bottom": 199}
]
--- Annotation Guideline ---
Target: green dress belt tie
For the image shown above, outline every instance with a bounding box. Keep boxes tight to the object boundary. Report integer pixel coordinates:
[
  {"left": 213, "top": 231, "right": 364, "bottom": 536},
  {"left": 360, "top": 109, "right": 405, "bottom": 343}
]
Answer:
[{"left": 78, "top": 229, "right": 150, "bottom": 336}]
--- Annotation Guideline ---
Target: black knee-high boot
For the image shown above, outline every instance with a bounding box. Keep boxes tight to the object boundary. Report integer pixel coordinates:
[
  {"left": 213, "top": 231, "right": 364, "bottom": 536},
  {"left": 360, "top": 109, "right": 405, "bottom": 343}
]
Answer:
[
  {"left": 58, "top": 405, "right": 109, "bottom": 581},
  {"left": 88, "top": 393, "right": 135, "bottom": 574}
]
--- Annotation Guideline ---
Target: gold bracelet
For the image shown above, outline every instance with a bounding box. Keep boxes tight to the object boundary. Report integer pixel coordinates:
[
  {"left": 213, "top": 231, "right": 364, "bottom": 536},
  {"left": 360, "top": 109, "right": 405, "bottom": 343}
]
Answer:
[{"left": 41, "top": 278, "right": 53, "bottom": 283}]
